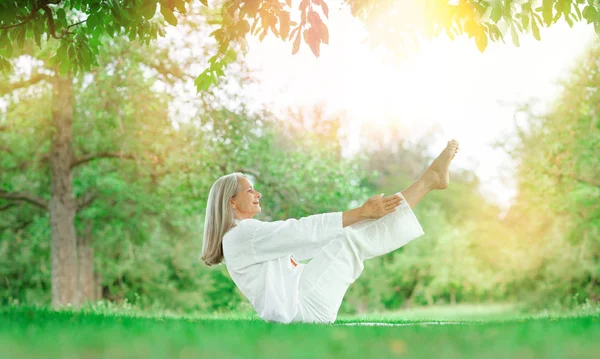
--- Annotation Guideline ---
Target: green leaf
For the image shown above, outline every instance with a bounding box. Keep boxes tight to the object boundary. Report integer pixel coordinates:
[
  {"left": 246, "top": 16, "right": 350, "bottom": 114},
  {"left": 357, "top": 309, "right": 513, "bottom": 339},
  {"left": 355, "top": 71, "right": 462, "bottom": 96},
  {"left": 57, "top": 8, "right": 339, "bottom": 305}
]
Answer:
[
  {"left": 33, "top": 18, "right": 43, "bottom": 47},
  {"left": 542, "top": 0, "right": 555, "bottom": 26},
  {"left": 160, "top": 5, "right": 177, "bottom": 26},
  {"left": 59, "top": 58, "right": 70, "bottom": 74},
  {"left": 57, "top": 8, "right": 67, "bottom": 28},
  {"left": 223, "top": 48, "right": 237, "bottom": 64},
  {"left": 0, "top": 29, "right": 9, "bottom": 49},
  {"left": 87, "top": 13, "right": 100, "bottom": 30},
  {"left": 142, "top": 3, "right": 156, "bottom": 20},
  {"left": 0, "top": 56, "right": 12, "bottom": 73},
  {"left": 582, "top": 6, "right": 597, "bottom": 23},
  {"left": 12, "top": 25, "right": 26, "bottom": 48},
  {"left": 565, "top": 13, "right": 574, "bottom": 26},
  {"left": 531, "top": 15, "right": 541, "bottom": 40},
  {"left": 491, "top": 1, "right": 503, "bottom": 22},
  {"left": 194, "top": 71, "right": 213, "bottom": 91},
  {"left": 511, "top": 24, "right": 520, "bottom": 47},
  {"left": 557, "top": 0, "right": 572, "bottom": 16},
  {"left": 574, "top": 3, "right": 583, "bottom": 20},
  {"left": 503, "top": 0, "right": 514, "bottom": 20}
]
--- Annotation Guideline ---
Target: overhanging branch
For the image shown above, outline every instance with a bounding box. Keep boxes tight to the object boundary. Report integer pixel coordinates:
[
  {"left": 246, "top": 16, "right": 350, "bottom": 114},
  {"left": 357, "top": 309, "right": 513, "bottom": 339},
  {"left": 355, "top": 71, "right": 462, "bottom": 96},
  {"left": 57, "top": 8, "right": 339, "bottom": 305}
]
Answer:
[
  {"left": 544, "top": 169, "right": 600, "bottom": 188},
  {"left": 71, "top": 152, "right": 136, "bottom": 169},
  {"left": 0, "top": 203, "right": 17, "bottom": 211},
  {"left": 0, "top": 73, "right": 52, "bottom": 96},
  {"left": 0, "top": 190, "right": 49, "bottom": 210},
  {"left": 76, "top": 189, "right": 97, "bottom": 212},
  {"left": 569, "top": 173, "right": 600, "bottom": 187},
  {"left": 0, "top": 0, "right": 60, "bottom": 30}
]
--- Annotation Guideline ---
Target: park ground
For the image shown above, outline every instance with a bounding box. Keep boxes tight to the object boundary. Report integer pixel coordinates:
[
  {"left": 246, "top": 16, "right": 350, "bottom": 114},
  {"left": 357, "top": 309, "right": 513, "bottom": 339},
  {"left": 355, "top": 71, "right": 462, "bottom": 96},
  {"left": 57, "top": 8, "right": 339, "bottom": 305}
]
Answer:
[{"left": 1, "top": 304, "right": 599, "bottom": 358}]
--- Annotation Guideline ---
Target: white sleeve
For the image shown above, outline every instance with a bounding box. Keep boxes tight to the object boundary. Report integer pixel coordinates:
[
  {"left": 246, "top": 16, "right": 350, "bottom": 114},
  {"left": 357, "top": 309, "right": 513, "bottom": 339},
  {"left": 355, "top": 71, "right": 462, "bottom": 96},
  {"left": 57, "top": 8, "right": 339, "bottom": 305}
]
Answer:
[{"left": 246, "top": 212, "right": 344, "bottom": 262}]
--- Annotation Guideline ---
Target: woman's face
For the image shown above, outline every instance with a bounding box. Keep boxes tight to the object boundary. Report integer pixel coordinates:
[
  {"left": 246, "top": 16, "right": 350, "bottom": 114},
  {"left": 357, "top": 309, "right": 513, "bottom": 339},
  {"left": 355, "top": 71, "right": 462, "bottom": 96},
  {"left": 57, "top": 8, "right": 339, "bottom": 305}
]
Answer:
[{"left": 231, "top": 177, "right": 262, "bottom": 219}]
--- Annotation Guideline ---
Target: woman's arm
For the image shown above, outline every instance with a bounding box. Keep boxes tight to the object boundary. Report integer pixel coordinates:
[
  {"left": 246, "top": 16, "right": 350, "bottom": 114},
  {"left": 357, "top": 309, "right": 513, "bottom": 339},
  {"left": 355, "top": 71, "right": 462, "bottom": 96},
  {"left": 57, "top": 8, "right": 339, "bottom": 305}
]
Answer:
[
  {"left": 342, "top": 193, "right": 403, "bottom": 227},
  {"left": 232, "top": 194, "right": 404, "bottom": 264}
]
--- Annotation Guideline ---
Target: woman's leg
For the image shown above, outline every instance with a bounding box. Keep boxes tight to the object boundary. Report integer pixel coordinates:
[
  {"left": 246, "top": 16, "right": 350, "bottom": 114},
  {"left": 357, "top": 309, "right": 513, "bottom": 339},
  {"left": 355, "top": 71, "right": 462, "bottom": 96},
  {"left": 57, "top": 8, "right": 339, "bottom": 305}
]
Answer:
[
  {"left": 293, "top": 140, "right": 459, "bottom": 324},
  {"left": 402, "top": 139, "right": 459, "bottom": 209},
  {"left": 294, "top": 194, "right": 423, "bottom": 323}
]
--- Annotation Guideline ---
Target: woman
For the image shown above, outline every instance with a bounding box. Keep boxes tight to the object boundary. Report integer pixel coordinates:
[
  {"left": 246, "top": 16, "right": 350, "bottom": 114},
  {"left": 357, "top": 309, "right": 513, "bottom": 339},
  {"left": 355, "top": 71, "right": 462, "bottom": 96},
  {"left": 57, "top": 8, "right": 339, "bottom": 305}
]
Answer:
[{"left": 202, "top": 140, "right": 459, "bottom": 324}]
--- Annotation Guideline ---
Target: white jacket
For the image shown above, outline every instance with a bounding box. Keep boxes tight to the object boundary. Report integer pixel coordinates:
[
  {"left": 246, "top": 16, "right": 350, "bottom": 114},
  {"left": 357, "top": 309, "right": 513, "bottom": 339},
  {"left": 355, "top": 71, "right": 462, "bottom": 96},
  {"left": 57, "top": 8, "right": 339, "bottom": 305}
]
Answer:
[{"left": 222, "top": 212, "right": 344, "bottom": 323}]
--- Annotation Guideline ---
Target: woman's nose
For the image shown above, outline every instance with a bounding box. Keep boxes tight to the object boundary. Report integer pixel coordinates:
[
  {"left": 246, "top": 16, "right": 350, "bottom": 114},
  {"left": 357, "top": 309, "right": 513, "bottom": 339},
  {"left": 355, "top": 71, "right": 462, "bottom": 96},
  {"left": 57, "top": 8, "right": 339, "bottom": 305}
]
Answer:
[{"left": 256, "top": 192, "right": 261, "bottom": 199}]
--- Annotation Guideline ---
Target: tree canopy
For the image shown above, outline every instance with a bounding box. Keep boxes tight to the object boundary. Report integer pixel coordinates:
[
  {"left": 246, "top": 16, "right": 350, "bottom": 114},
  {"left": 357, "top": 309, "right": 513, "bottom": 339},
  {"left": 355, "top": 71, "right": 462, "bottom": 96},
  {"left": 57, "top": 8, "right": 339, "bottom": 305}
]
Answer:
[{"left": 1, "top": 0, "right": 599, "bottom": 91}]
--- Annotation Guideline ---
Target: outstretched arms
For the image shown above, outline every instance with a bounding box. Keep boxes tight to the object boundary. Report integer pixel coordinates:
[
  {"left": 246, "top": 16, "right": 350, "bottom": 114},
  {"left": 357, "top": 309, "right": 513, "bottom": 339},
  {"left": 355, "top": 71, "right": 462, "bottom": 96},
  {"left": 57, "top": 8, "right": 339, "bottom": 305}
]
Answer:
[
  {"left": 229, "top": 193, "right": 404, "bottom": 263},
  {"left": 342, "top": 193, "right": 403, "bottom": 227}
]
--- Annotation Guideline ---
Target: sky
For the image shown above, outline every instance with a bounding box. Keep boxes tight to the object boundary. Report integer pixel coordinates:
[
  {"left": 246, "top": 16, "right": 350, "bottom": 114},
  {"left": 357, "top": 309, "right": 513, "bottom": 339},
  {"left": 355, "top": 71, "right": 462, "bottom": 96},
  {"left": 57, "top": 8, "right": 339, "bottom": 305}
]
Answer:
[{"left": 241, "top": 1, "right": 597, "bottom": 211}]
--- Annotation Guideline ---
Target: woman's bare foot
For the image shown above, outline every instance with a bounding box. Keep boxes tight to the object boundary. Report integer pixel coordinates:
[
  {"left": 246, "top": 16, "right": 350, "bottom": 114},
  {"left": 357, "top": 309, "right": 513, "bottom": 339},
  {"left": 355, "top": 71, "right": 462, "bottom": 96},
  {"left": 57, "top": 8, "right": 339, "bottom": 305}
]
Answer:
[{"left": 422, "top": 139, "right": 459, "bottom": 190}]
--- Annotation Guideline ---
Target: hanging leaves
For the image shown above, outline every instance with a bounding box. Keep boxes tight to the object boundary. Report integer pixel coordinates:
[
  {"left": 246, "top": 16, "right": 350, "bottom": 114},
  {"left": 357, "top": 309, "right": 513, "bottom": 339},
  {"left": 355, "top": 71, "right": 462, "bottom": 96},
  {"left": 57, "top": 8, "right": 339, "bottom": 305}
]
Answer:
[
  {"left": 160, "top": 4, "right": 177, "bottom": 26},
  {"left": 1, "top": 0, "right": 599, "bottom": 92}
]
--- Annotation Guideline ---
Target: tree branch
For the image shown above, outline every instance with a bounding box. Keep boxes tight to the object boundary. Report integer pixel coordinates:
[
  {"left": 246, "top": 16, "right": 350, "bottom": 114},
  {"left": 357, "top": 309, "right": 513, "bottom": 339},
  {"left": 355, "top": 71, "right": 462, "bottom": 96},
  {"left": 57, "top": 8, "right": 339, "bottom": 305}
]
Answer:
[
  {"left": 0, "top": 190, "right": 49, "bottom": 210},
  {"left": 568, "top": 173, "right": 600, "bottom": 187},
  {"left": 0, "top": 203, "right": 17, "bottom": 212},
  {"left": 0, "top": 73, "right": 53, "bottom": 96},
  {"left": 71, "top": 152, "right": 136, "bottom": 169},
  {"left": 544, "top": 169, "right": 600, "bottom": 187},
  {"left": 0, "top": 0, "right": 60, "bottom": 30},
  {"left": 76, "top": 189, "right": 97, "bottom": 212},
  {"left": 0, "top": 144, "right": 13, "bottom": 155},
  {"left": 64, "top": 19, "right": 86, "bottom": 32}
]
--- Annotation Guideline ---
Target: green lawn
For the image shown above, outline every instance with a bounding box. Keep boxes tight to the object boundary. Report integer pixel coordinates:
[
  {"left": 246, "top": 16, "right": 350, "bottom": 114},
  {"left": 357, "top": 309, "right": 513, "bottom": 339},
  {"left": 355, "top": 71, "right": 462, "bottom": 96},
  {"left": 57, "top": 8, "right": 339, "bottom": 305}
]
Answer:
[{"left": 1, "top": 305, "right": 599, "bottom": 358}]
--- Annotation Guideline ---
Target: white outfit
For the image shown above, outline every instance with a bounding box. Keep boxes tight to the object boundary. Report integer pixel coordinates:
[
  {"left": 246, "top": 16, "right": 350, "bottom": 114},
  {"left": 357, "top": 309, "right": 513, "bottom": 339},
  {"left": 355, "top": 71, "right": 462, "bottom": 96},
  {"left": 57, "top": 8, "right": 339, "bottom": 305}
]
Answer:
[{"left": 222, "top": 193, "right": 424, "bottom": 324}]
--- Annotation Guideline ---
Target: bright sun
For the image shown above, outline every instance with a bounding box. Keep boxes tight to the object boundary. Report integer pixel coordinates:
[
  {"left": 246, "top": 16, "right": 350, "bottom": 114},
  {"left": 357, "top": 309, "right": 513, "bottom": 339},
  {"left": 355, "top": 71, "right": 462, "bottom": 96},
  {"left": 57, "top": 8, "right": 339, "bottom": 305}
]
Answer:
[{"left": 244, "top": 0, "right": 594, "bottom": 208}]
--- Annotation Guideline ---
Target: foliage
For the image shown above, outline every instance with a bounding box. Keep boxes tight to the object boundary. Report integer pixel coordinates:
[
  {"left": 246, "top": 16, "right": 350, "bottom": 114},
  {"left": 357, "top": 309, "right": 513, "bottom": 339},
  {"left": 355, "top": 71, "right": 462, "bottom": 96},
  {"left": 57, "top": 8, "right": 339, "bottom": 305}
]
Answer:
[
  {"left": 501, "top": 40, "right": 600, "bottom": 307},
  {"left": 2, "top": 1, "right": 600, "bottom": 90},
  {"left": 0, "top": 34, "right": 369, "bottom": 312},
  {"left": 1, "top": 2, "right": 599, "bottom": 316}
]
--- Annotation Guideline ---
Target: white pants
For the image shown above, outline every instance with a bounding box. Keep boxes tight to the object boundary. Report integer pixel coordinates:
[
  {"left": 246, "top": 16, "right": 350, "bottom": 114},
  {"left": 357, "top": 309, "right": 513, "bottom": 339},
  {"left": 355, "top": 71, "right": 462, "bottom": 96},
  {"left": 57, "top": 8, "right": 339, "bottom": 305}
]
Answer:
[{"left": 292, "top": 193, "right": 424, "bottom": 323}]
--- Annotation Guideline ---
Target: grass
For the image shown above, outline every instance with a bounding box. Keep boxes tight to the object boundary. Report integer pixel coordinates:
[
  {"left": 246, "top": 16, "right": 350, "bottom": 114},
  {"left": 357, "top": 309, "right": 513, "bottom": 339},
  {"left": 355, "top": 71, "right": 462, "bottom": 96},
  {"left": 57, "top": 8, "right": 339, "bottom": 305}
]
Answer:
[{"left": 1, "top": 304, "right": 599, "bottom": 358}]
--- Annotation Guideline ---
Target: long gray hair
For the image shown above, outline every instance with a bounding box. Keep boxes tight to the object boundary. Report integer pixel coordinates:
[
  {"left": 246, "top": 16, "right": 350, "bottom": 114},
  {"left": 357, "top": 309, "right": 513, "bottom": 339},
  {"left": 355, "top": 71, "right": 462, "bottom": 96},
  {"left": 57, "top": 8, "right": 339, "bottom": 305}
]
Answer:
[{"left": 201, "top": 172, "right": 244, "bottom": 266}]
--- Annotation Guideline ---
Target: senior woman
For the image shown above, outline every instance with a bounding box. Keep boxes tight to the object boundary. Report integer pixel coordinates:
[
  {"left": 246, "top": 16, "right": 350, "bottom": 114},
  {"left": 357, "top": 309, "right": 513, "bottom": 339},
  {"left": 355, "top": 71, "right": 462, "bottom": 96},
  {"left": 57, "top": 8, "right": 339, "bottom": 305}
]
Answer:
[{"left": 202, "top": 140, "right": 459, "bottom": 324}]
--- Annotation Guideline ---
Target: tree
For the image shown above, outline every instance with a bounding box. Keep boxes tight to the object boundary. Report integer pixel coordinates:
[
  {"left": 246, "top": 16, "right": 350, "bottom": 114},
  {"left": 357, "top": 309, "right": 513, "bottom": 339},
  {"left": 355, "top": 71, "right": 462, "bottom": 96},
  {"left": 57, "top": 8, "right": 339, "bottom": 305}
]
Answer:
[
  {"left": 0, "top": 29, "right": 193, "bottom": 307},
  {"left": 0, "top": 80, "right": 372, "bottom": 312},
  {"left": 501, "top": 40, "right": 600, "bottom": 306},
  {"left": 1, "top": 1, "right": 599, "bottom": 91}
]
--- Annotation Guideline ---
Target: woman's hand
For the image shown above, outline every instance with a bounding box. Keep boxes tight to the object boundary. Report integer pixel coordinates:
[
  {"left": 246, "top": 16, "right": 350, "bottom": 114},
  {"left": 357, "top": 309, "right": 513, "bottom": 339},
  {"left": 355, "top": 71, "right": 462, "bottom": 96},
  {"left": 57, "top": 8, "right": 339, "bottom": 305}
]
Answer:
[{"left": 360, "top": 194, "right": 403, "bottom": 219}]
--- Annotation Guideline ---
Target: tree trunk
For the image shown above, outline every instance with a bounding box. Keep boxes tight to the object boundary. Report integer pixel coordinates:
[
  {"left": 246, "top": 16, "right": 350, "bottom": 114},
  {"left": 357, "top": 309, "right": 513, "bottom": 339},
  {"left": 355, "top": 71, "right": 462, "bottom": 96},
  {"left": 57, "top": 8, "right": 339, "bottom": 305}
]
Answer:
[
  {"left": 78, "top": 223, "right": 96, "bottom": 303},
  {"left": 49, "top": 74, "right": 79, "bottom": 308}
]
